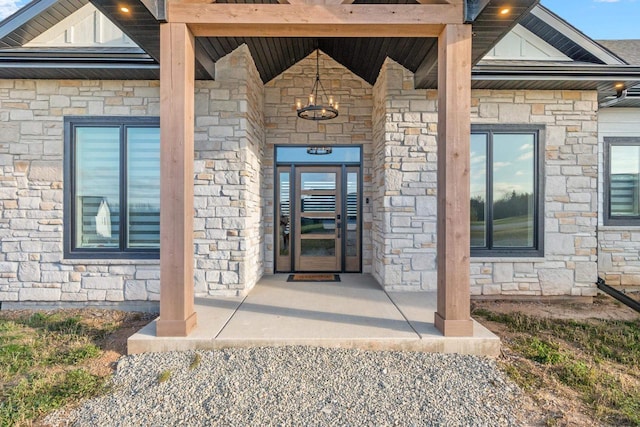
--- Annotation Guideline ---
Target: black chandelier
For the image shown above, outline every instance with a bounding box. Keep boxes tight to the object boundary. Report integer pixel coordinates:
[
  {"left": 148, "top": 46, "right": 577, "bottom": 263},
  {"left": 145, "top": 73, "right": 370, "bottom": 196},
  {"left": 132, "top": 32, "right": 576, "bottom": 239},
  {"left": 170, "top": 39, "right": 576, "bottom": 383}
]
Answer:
[{"left": 296, "top": 49, "right": 339, "bottom": 121}]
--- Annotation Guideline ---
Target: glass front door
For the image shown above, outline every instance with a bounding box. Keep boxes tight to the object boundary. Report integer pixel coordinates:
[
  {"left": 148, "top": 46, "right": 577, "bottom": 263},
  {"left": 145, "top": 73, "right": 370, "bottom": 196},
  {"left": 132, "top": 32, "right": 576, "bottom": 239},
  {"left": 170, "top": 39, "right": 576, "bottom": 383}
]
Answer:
[
  {"left": 275, "top": 162, "right": 361, "bottom": 273},
  {"left": 295, "top": 167, "right": 342, "bottom": 271}
]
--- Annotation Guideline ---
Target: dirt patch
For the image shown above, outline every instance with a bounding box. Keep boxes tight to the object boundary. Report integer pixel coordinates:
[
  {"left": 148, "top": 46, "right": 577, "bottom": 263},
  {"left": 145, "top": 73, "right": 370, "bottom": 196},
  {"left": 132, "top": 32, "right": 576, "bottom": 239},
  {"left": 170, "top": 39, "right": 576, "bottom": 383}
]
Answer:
[
  {"left": 473, "top": 293, "right": 640, "bottom": 322},
  {"left": 473, "top": 294, "right": 640, "bottom": 426}
]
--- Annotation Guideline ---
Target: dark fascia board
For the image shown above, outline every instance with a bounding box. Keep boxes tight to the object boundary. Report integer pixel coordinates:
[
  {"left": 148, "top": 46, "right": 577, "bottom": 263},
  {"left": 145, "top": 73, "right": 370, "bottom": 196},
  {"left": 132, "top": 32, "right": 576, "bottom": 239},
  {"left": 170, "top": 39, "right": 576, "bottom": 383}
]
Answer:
[
  {"left": 464, "top": 0, "right": 491, "bottom": 23},
  {"left": 473, "top": 64, "right": 640, "bottom": 80},
  {"left": 139, "top": 0, "right": 165, "bottom": 22},
  {"left": 472, "top": 63, "right": 640, "bottom": 101},
  {"left": 527, "top": 5, "right": 627, "bottom": 66},
  {"left": 0, "top": 0, "right": 87, "bottom": 48}
]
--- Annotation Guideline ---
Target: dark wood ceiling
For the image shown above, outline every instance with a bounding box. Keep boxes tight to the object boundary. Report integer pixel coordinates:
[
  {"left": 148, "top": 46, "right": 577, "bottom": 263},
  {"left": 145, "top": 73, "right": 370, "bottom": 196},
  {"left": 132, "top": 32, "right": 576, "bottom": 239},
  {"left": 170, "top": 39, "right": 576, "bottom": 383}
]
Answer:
[
  {"left": 93, "top": 0, "right": 540, "bottom": 88},
  {"left": 2, "top": 0, "right": 546, "bottom": 87}
]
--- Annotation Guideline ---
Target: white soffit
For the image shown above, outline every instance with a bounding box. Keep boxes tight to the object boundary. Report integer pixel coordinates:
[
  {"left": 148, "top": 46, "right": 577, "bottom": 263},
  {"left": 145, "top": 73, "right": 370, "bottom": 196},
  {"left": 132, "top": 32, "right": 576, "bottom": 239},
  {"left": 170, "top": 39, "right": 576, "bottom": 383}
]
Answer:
[
  {"left": 25, "top": 3, "right": 137, "bottom": 48},
  {"left": 483, "top": 24, "right": 571, "bottom": 62}
]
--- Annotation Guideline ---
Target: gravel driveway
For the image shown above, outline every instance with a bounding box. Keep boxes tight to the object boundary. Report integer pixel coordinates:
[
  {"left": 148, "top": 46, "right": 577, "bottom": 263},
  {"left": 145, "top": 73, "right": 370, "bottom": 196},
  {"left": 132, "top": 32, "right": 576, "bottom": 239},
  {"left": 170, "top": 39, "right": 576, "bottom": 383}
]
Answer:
[{"left": 50, "top": 347, "right": 530, "bottom": 426}]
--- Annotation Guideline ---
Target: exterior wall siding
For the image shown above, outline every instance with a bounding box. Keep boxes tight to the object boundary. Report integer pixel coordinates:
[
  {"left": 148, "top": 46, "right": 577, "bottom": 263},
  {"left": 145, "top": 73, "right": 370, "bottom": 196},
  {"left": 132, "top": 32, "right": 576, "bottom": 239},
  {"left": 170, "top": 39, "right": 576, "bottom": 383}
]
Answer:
[
  {"left": 597, "top": 108, "right": 640, "bottom": 288},
  {"left": 0, "top": 50, "right": 602, "bottom": 304},
  {"left": 0, "top": 45, "right": 265, "bottom": 304},
  {"left": 193, "top": 45, "right": 265, "bottom": 297},
  {"left": 371, "top": 59, "right": 598, "bottom": 296},
  {"left": 372, "top": 59, "right": 438, "bottom": 290},
  {"left": 470, "top": 88, "right": 599, "bottom": 297},
  {"left": 0, "top": 79, "right": 163, "bottom": 304}
]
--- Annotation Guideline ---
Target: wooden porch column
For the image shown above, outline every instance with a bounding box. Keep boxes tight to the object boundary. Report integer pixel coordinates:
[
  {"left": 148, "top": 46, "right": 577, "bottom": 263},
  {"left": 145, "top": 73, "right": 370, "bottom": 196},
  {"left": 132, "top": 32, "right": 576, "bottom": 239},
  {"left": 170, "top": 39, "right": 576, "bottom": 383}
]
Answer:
[
  {"left": 435, "top": 23, "right": 473, "bottom": 337},
  {"left": 157, "top": 22, "right": 197, "bottom": 337}
]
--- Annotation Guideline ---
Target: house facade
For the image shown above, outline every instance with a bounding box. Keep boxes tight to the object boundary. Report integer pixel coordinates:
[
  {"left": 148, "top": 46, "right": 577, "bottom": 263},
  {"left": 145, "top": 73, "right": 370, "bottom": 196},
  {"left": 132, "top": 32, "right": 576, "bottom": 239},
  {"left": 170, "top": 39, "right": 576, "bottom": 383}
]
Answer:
[{"left": 1, "top": 0, "right": 639, "bottom": 335}]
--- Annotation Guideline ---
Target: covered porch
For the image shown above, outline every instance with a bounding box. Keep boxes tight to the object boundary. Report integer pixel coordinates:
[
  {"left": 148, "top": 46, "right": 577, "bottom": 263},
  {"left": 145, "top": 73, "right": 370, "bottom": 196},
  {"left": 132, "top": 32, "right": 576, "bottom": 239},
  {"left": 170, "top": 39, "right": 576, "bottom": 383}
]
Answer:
[
  {"left": 103, "top": 0, "right": 540, "bottom": 346},
  {"left": 128, "top": 274, "right": 499, "bottom": 355}
]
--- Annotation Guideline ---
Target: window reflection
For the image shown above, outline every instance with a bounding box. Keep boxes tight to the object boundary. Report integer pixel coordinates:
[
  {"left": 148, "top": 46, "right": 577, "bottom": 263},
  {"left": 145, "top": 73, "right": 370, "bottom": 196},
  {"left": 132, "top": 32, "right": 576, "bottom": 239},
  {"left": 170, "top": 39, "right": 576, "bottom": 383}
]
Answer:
[
  {"left": 493, "top": 134, "right": 534, "bottom": 247},
  {"left": 470, "top": 130, "right": 538, "bottom": 252},
  {"left": 610, "top": 145, "right": 640, "bottom": 216},
  {"left": 127, "top": 128, "right": 160, "bottom": 248},
  {"left": 279, "top": 172, "right": 290, "bottom": 256},
  {"left": 470, "top": 134, "right": 487, "bottom": 247},
  {"left": 75, "top": 127, "right": 120, "bottom": 249},
  {"left": 346, "top": 172, "right": 358, "bottom": 257},
  {"left": 276, "top": 146, "right": 360, "bottom": 164}
]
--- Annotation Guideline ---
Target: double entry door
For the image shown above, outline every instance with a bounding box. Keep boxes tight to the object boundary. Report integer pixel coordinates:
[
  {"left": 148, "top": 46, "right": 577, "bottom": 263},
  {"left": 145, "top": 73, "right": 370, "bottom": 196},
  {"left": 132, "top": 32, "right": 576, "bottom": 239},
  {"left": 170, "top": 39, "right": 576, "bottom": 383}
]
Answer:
[{"left": 276, "top": 165, "right": 360, "bottom": 273}]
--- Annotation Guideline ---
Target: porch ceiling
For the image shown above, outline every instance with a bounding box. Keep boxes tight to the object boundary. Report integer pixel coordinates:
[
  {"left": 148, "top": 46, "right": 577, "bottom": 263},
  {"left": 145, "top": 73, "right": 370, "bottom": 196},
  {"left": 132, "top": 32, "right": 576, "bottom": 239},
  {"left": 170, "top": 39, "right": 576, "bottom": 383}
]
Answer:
[{"left": 91, "top": 0, "right": 539, "bottom": 87}]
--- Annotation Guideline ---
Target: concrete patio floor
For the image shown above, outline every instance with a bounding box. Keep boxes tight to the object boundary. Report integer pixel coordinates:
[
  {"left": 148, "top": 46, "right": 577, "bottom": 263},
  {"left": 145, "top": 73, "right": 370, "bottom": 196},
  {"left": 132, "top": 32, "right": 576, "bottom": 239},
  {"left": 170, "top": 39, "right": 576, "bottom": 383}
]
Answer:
[{"left": 128, "top": 274, "right": 500, "bottom": 356}]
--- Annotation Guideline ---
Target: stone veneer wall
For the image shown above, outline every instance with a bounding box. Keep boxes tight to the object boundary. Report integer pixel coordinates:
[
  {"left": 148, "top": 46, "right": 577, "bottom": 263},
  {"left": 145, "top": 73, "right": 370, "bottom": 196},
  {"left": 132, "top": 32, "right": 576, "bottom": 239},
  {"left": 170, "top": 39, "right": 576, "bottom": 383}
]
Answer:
[
  {"left": 372, "top": 59, "right": 438, "bottom": 290},
  {"left": 262, "top": 50, "right": 373, "bottom": 274},
  {"left": 0, "top": 79, "right": 163, "bottom": 304},
  {"left": 372, "top": 59, "right": 598, "bottom": 296},
  {"left": 0, "top": 45, "right": 264, "bottom": 304},
  {"left": 193, "top": 45, "right": 265, "bottom": 296},
  {"left": 597, "top": 108, "right": 640, "bottom": 288},
  {"left": 470, "top": 89, "right": 598, "bottom": 297}
]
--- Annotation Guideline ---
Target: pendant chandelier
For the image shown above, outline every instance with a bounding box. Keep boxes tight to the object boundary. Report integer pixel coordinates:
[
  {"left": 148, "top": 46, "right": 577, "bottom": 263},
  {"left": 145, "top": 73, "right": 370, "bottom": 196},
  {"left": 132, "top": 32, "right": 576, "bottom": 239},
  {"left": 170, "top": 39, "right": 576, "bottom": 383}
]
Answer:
[{"left": 295, "top": 49, "right": 339, "bottom": 121}]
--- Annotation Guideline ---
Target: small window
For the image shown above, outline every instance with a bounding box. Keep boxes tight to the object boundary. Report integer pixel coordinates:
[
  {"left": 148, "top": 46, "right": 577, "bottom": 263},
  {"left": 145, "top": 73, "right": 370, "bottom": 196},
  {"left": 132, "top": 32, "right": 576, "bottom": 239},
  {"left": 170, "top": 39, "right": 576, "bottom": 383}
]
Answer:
[
  {"left": 64, "top": 117, "right": 160, "bottom": 259},
  {"left": 470, "top": 125, "right": 544, "bottom": 257},
  {"left": 604, "top": 137, "right": 640, "bottom": 225}
]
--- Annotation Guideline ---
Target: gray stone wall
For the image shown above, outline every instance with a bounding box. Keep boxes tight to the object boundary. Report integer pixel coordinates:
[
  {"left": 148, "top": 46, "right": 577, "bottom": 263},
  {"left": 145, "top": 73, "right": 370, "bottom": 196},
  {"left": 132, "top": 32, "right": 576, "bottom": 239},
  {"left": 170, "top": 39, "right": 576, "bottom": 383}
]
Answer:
[
  {"left": 371, "top": 59, "right": 598, "bottom": 297},
  {"left": 262, "top": 50, "right": 373, "bottom": 274},
  {"left": 193, "top": 45, "right": 265, "bottom": 296},
  {"left": 0, "top": 79, "right": 163, "bottom": 304},
  {"left": 0, "top": 45, "right": 265, "bottom": 304},
  {"left": 0, "top": 50, "right": 601, "bottom": 303},
  {"left": 372, "top": 59, "right": 438, "bottom": 290},
  {"left": 470, "top": 89, "right": 599, "bottom": 297}
]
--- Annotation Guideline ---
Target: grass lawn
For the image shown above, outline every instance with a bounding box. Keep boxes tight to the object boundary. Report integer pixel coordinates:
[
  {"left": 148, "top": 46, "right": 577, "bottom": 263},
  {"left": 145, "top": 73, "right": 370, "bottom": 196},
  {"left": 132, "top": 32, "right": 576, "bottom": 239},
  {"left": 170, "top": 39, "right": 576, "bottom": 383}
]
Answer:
[
  {"left": 1, "top": 297, "right": 638, "bottom": 426},
  {"left": 473, "top": 299, "right": 640, "bottom": 426},
  {"left": 0, "top": 310, "right": 153, "bottom": 426}
]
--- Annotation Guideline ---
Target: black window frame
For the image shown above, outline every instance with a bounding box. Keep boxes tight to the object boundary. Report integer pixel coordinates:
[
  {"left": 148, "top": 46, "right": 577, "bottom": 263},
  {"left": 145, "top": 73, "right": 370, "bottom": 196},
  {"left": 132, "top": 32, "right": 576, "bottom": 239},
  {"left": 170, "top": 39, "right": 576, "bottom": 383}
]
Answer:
[
  {"left": 64, "top": 116, "right": 160, "bottom": 259},
  {"left": 604, "top": 137, "right": 640, "bottom": 226},
  {"left": 470, "top": 124, "right": 545, "bottom": 258}
]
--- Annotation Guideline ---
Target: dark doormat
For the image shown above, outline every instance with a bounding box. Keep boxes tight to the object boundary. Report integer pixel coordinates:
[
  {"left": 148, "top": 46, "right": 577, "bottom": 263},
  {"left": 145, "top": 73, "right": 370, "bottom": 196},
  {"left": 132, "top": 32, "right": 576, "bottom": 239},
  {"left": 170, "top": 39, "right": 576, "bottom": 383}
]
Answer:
[{"left": 287, "top": 274, "right": 341, "bottom": 282}]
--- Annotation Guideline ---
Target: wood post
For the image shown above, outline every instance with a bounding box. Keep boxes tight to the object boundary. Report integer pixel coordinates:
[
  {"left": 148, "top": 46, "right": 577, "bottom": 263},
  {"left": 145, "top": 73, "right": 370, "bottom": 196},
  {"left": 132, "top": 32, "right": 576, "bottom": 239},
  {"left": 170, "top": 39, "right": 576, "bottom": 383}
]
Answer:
[
  {"left": 435, "top": 23, "right": 474, "bottom": 337},
  {"left": 157, "top": 22, "right": 197, "bottom": 337}
]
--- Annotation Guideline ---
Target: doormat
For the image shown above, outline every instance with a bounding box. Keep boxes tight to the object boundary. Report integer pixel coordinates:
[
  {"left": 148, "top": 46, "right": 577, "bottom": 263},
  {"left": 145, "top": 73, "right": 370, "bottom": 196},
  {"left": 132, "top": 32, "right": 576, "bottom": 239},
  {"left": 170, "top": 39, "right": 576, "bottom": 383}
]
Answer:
[{"left": 287, "top": 274, "right": 341, "bottom": 282}]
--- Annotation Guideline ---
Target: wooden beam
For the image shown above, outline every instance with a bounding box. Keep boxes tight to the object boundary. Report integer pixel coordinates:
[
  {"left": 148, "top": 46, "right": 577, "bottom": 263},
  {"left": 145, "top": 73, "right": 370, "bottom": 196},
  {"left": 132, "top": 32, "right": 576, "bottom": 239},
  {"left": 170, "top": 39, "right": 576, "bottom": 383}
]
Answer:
[
  {"left": 435, "top": 24, "right": 474, "bottom": 337},
  {"left": 157, "top": 22, "right": 197, "bottom": 337},
  {"left": 278, "top": 0, "right": 355, "bottom": 4},
  {"left": 168, "top": 4, "right": 463, "bottom": 37}
]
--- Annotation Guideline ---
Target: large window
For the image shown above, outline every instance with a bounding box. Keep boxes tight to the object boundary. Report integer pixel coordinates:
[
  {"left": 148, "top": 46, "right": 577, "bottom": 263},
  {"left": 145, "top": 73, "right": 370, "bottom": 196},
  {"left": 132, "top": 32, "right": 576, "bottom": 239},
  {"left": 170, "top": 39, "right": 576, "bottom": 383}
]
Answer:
[
  {"left": 64, "top": 117, "right": 160, "bottom": 258},
  {"left": 470, "top": 125, "right": 544, "bottom": 257},
  {"left": 604, "top": 137, "right": 640, "bottom": 225}
]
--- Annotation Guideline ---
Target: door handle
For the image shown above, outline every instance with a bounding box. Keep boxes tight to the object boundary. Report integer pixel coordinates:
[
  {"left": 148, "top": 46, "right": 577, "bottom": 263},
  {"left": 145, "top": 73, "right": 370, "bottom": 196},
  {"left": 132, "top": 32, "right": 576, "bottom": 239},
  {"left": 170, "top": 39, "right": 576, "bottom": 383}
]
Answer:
[{"left": 336, "top": 221, "right": 341, "bottom": 238}]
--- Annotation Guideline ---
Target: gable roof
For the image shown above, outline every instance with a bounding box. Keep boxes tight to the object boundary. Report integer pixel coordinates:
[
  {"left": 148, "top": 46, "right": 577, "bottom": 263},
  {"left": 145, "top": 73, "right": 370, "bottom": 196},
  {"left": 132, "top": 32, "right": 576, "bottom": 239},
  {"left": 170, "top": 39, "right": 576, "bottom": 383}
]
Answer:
[
  {"left": 595, "top": 40, "right": 640, "bottom": 107},
  {"left": 0, "top": 0, "right": 162, "bottom": 79},
  {"left": 0, "top": 0, "right": 539, "bottom": 86},
  {"left": 474, "top": 4, "right": 640, "bottom": 105},
  {"left": 597, "top": 40, "right": 640, "bottom": 66},
  {"left": 1, "top": 0, "right": 639, "bottom": 107}
]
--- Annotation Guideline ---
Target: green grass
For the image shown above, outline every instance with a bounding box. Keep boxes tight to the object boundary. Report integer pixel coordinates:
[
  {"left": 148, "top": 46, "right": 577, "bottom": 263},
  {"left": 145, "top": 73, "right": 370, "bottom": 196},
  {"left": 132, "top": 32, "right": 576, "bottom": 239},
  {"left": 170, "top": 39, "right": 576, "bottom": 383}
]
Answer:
[
  {"left": 158, "top": 370, "right": 172, "bottom": 383},
  {"left": 474, "top": 308, "right": 640, "bottom": 426},
  {"left": 189, "top": 353, "right": 202, "bottom": 370},
  {"left": 1, "top": 369, "right": 104, "bottom": 426},
  {"left": 0, "top": 311, "right": 119, "bottom": 426}
]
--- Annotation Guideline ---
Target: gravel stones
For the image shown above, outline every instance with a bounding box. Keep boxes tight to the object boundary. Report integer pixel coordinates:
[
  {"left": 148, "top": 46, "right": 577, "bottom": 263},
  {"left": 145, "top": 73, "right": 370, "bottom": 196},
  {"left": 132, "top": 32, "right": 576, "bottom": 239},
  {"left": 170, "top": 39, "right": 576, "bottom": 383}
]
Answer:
[{"left": 52, "top": 347, "right": 528, "bottom": 426}]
